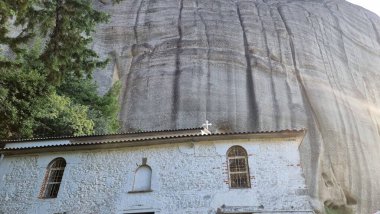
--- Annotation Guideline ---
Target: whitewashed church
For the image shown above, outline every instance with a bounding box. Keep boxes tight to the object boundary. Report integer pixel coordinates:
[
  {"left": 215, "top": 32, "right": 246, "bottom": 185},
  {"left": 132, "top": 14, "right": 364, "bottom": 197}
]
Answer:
[{"left": 0, "top": 123, "right": 313, "bottom": 214}]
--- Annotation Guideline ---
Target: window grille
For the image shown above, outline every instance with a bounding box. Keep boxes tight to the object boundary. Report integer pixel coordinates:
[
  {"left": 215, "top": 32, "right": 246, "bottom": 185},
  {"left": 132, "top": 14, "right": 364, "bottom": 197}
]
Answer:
[
  {"left": 41, "top": 158, "right": 66, "bottom": 198},
  {"left": 227, "top": 146, "right": 250, "bottom": 188}
]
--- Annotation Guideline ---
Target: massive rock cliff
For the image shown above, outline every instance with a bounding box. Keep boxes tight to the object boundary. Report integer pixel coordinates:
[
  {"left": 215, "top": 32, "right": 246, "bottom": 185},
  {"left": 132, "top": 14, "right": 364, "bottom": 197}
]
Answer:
[{"left": 92, "top": 0, "right": 380, "bottom": 213}]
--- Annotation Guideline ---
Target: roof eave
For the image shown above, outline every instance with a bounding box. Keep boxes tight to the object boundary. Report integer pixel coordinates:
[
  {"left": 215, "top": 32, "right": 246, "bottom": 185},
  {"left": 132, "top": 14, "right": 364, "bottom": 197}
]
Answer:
[
  {"left": 0, "top": 127, "right": 204, "bottom": 143},
  {"left": 0, "top": 130, "right": 306, "bottom": 156}
]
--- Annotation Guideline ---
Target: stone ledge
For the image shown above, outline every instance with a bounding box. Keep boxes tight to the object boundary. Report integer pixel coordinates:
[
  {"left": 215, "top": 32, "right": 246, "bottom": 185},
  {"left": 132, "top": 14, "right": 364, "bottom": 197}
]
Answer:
[{"left": 127, "top": 190, "right": 153, "bottom": 194}]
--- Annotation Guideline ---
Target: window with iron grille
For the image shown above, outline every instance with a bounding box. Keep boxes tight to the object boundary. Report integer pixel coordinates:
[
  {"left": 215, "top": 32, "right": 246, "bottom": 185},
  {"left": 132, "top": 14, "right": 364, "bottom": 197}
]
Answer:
[
  {"left": 227, "top": 146, "right": 250, "bottom": 188},
  {"left": 40, "top": 158, "right": 66, "bottom": 198}
]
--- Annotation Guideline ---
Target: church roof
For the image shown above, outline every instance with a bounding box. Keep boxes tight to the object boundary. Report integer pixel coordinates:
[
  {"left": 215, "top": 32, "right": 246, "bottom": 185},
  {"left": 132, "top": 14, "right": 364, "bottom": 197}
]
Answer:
[
  {"left": 0, "top": 127, "right": 204, "bottom": 143},
  {"left": 0, "top": 128, "right": 306, "bottom": 155}
]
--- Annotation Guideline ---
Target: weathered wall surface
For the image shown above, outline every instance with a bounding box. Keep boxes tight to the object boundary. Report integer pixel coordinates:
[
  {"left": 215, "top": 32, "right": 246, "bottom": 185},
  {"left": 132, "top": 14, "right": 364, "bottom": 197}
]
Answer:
[
  {"left": 0, "top": 139, "right": 310, "bottom": 213},
  {"left": 91, "top": 0, "right": 380, "bottom": 213}
]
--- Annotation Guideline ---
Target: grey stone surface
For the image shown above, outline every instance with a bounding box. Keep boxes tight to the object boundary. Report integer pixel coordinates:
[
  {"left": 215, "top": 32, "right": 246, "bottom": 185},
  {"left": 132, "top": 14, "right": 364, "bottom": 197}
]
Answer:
[{"left": 92, "top": 0, "right": 380, "bottom": 213}]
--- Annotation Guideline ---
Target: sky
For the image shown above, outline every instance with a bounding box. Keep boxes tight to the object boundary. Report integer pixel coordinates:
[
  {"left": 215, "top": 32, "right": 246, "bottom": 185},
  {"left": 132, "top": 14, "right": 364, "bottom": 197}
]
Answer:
[{"left": 346, "top": 0, "right": 380, "bottom": 16}]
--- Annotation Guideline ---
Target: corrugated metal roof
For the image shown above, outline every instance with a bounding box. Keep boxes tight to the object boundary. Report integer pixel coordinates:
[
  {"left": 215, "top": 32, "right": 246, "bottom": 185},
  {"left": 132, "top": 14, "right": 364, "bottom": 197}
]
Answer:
[
  {"left": 0, "top": 127, "right": 204, "bottom": 143},
  {"left": 1, "top": 129, "right": 306, "bottom": 151}
]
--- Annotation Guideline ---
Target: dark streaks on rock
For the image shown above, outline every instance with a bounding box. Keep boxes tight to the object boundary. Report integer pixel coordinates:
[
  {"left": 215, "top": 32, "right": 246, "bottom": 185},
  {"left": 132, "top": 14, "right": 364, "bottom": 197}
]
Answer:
[
  {"left": 120, "top": 0, "right": 144, "bottom": 130},
  {"left": 277, "top": 5, "right": 321, "bottom": 133},
  {"left": 258, "top": 4, "right": 281, "bottom": 130},
  {"left": 172, "top": 0, "right": 184, "bottom": 128},
  {"left": 285, "top": 81, "right": 295, "bottom": 128},
  {"left": 134, "top": 0, "right": 144, "bottom": 44},
  {"left": 196, "top": 0, "right": 212, "bottom": 118},
  {"left": 277, "top": 5, "right": 325, "bottom": 203},
  {"left": 236, "top": 3, "right": 259, "bottom": 130}
]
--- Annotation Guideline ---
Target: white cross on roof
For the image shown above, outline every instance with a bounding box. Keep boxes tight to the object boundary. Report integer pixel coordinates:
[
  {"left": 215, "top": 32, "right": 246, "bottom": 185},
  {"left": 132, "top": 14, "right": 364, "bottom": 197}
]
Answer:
[{"left": 202, "top": 120, "right": 212, "bottom": 130}]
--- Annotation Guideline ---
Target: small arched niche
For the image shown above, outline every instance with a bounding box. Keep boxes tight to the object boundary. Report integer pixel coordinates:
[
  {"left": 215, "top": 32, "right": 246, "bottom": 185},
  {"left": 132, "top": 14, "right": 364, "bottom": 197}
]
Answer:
[{"left": 132, "top": 165, "right": 152, "bottom": 192}]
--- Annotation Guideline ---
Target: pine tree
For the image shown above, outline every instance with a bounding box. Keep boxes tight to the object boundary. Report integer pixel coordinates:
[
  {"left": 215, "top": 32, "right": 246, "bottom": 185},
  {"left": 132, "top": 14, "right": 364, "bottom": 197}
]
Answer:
[{"left": 0, "top": 0, "right": 121, "bottom": 139}]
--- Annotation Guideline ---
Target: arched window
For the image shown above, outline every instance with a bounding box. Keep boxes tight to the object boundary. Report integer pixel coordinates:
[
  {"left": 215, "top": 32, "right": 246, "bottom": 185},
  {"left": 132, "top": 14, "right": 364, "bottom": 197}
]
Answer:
[
  {"left": 132, "top": 165, "right": 152, "bottom": 192},
  {"left": 227, "top": 146, "right": 250, "bottom": 188},
  {"left": 40, "top": 158, "right": 66, "bottom": 198}
]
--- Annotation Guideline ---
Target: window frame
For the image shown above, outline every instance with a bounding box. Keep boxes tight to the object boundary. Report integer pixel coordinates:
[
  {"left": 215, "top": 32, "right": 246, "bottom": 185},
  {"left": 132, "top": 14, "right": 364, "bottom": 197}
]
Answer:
[
  {"left": 129, "top": 164, "right": 153, "bottom": 193},
  {"left": 39, "top": 158, "right": 66, "bottom": 199},
  {"left": 227, "top": 146, "right": 251, "bottom": 189}
]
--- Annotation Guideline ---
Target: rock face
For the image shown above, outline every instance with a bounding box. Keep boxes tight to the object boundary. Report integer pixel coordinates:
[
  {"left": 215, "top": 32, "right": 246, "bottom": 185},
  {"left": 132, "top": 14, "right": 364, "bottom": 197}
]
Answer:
[{"left": 92, "top": 0, "right": 380, "bottom": 213}]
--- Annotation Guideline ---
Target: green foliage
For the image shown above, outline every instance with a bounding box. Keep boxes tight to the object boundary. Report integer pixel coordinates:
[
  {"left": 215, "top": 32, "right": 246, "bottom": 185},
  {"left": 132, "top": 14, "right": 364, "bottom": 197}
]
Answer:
[
  {"left": 35, "top": 93, "right": 94, "bottom": 137},
  {"left": 0, "top": 0, "right": 114, "bottom": 83},
  {"left": 0, "top": 0, "right": 121, "bottom": 139},
  {"left": 0, "top": 65, "right": 51, "bottom": 139},
  {"left": 58, "top": 76, "right": 121, "bottom": 135}
]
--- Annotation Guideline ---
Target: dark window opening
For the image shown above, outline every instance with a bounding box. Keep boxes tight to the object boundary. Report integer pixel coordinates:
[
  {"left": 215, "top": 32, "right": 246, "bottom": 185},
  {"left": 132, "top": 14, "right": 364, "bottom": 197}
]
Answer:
[
  {"left": 40, "top": 158, "right": 66, "bottom": 198},
  {"left": 227, "top": 146, "right": 251, "bottom": 188}
]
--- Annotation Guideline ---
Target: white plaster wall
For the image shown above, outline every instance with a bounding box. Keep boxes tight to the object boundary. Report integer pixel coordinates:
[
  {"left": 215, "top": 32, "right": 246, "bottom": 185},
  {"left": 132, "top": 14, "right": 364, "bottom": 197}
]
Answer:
[{"left": 0, "top": 138, "right": 311, "bottom": 214}]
